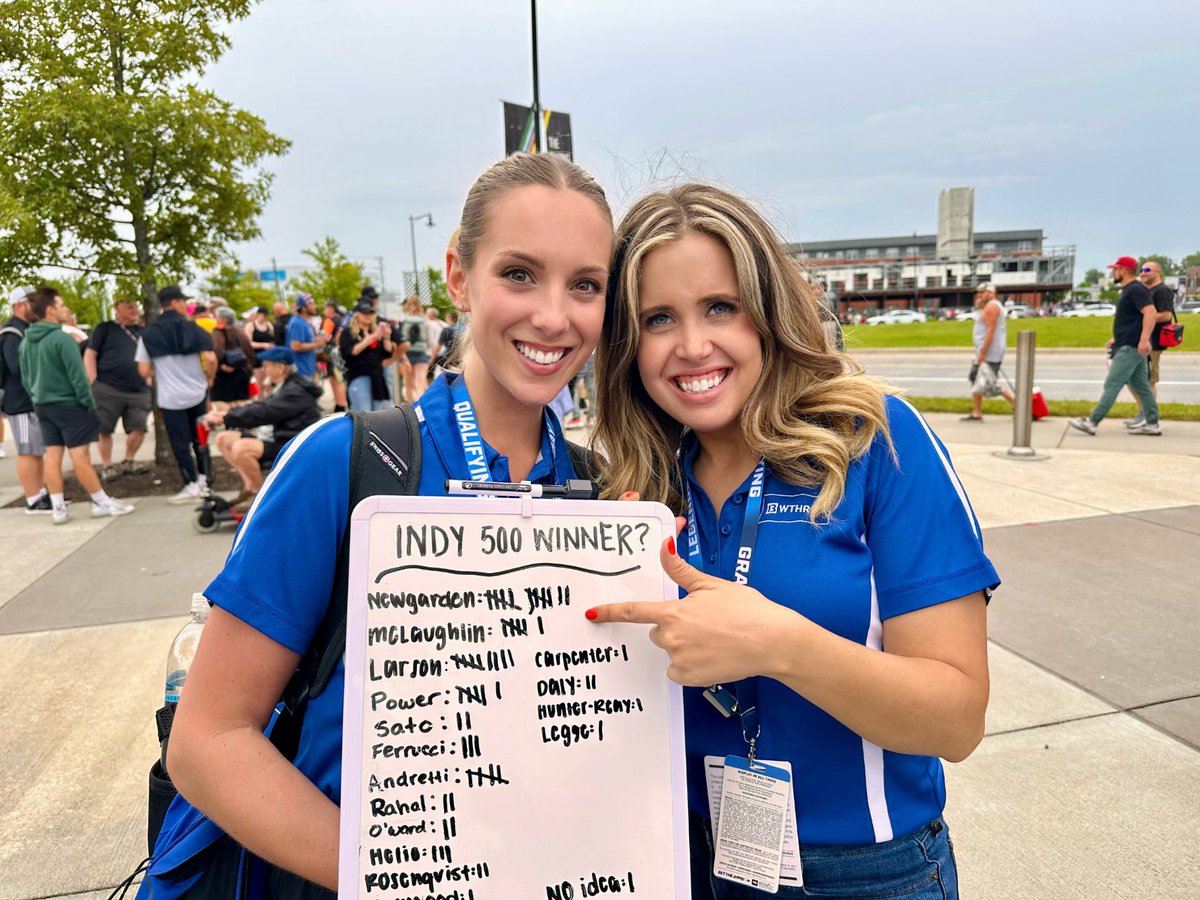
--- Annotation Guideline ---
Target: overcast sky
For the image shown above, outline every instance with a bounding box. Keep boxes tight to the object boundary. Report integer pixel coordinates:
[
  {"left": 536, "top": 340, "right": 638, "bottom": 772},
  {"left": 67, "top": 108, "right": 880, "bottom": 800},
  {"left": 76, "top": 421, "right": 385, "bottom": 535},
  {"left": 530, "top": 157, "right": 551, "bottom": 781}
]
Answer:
[{"left": 204, "top": 0, "right": 1199, "bottom": 289}]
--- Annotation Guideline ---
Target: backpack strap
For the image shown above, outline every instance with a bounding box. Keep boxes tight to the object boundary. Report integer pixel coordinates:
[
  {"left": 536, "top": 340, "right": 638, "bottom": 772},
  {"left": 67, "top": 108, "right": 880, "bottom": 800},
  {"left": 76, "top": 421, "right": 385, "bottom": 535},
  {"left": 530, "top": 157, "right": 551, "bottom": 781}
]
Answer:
[
  {"left": 272, "top": 404, "right": 421, "bottom": 759},
  {"left": 566, "top": 439, "right": 605, "bottom": 487}
]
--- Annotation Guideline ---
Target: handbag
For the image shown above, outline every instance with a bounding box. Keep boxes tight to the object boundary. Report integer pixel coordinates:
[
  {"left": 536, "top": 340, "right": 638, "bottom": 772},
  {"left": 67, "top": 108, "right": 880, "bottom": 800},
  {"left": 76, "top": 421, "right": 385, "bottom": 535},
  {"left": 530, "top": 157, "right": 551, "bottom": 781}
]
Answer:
[
  {"left": 1158, "top": 312, "right": 1184, "bottom": 348},
  {"left": 972, "top": 362, "right": 1001, "bottom": 397},
  {"left": 222, "top": 347, "right": 248, "bottom": 367}
]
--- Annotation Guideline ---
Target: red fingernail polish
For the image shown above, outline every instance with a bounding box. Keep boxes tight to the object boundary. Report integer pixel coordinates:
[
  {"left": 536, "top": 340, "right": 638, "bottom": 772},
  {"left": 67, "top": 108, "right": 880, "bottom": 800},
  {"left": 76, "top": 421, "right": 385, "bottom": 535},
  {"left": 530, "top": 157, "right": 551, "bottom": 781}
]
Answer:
[
  {"left": 667, "top": 536, "right": 676, "bottom": 556},
  {"left": 585, "top": 608, "right": 598, "bottom": 621}
]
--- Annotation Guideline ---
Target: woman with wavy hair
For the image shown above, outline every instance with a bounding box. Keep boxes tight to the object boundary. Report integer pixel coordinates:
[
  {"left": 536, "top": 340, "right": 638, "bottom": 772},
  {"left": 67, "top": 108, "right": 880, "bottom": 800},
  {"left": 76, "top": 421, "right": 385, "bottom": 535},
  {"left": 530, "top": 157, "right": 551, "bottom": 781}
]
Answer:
[{"left": 589, "top": 184, "right": 997, "bottom": 899}]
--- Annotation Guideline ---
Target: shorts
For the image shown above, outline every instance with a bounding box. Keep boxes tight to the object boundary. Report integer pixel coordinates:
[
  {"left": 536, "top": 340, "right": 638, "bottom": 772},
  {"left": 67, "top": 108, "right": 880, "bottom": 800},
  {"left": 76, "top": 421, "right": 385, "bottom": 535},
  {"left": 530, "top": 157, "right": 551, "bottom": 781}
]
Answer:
[
  {"left": 259, "top": 439, "right": 282, "bottom": 469},
  {"left": 1148, "top": 349, "right": 1163, "bottom": 385},
  {"left": 9, "top": 411, "right": 45, "bottom": 455},
  {"left": 406, "top": 351, "right": 430, "bottom": 365},
  {"left": 92, "top": 380, "right": 152, "bottom": 434},
  {"left": 35, "top": 403, "right": 101, "bottom": 448}
]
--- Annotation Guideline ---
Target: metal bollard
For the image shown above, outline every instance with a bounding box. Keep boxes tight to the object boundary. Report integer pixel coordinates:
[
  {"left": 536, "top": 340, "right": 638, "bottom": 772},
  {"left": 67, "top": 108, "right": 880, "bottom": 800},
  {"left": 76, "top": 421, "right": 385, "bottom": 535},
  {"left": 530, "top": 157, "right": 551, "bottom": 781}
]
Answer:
[{"left": 1004, "top": 330, "right": 1045, "bottom": 459}]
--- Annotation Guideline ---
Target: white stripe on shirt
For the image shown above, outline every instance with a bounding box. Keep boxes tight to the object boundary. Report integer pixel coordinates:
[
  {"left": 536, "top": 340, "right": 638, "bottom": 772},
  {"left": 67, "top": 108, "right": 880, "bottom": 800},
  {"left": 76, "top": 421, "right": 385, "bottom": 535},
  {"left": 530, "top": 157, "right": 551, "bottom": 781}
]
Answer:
[{"left": 861, "top": 565, "right": 894, "bottom": 842}]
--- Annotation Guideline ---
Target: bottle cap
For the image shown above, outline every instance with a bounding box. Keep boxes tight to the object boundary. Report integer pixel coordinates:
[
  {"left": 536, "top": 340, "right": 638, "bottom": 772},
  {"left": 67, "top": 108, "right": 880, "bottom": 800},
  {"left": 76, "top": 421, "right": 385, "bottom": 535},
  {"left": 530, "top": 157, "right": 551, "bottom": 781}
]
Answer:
[{"left": 191, "top": 592, "right": 210, "bottom": 618}]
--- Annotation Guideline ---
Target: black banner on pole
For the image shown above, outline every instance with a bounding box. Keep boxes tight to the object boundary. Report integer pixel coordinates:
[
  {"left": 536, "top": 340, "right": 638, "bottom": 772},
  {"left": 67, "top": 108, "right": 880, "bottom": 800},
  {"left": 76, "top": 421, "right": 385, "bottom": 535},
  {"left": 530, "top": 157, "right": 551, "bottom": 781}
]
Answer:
[
  {"left": 503, "top": 101, "right": 538, "bottom": 155},
  {"left": 544, "top": 110, "right": 573, "bottom": 161},
  {"left": 503, "top": 102, "right": 573, "bottom": 160}
]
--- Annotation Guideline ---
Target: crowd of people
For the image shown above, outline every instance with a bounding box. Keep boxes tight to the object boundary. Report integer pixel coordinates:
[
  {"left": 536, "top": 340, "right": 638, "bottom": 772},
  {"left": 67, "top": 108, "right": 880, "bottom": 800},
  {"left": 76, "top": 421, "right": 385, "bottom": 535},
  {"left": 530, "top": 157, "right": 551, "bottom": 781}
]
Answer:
[{"left": 0, "top": 281, "right": 463, "bottom": 519}]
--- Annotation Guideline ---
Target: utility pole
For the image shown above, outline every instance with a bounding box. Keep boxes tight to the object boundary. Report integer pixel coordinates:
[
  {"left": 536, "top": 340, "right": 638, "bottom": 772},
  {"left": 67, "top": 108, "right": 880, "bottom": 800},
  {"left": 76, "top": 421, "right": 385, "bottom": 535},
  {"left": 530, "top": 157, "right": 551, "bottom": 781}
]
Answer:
[
  {"left": 408, "top": 213, "right": 434, "bottom": 301},
  {"left": 530, "top": 0, "right": 544, "bottom": 152},
  {"left": 270, "top": 255, "right": 283, "bottom": 302}
]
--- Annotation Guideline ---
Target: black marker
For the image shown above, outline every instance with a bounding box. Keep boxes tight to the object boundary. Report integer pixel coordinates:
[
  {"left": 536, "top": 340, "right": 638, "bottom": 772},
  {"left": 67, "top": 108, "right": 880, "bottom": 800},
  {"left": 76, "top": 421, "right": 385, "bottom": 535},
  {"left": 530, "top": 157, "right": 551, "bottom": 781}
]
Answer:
[{"left": 443, "top": 479, "right": 599, "bottom": 500}]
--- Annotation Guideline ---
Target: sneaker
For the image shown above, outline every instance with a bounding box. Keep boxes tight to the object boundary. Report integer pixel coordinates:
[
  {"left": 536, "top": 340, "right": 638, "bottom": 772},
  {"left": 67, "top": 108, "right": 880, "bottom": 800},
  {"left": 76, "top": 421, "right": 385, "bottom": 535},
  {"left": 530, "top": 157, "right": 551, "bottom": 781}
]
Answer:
[
  {"left": 51, "top": 505, "right": 70, "bottom": 525},
  {"left": 1067, "top": 417, "right": 1097, "bottom": 435},
  {"left": 1128, "top": 422, "right": 1162, "bottom": 436},
  {"left": 167, "top": 483, "right": 201, "bottom": 505},
  {"left": 564, "top": 417, "right": 585, "bottom": 430},
  {"left": 92, "top": 498, "right": 136, "bottom": 517},
  {"left": 25, "top": 494, "right": 53, "bottom": 515},
  {"left": 0, "top": 444, "right": 7, "bottom": 458},
  {"left": 121, "top": 459, "right": 150, "bottom": 475},
  {"left": 960, "top": 415, "right": 984, "bottom": 422},
  {"left": 1123, "top": 415, "right": 1146, "bottom": 430},
  {"left": 100, "top": 464, "right": 122, "bottom": 481}
]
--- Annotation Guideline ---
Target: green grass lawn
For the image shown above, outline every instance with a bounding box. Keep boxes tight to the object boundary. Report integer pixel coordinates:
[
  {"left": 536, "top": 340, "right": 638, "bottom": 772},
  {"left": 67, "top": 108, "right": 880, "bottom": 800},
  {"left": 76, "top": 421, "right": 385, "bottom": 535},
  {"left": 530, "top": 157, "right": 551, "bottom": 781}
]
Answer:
[{"left": 844, "top": 316, "right": 1121, "bottom": 349}]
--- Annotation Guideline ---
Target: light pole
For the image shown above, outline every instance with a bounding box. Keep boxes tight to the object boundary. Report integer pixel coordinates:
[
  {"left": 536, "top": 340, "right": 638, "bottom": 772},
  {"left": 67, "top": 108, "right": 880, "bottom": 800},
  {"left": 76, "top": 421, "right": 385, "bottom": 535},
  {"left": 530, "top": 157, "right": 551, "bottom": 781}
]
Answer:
[{"left": 408, "top": 213, "right": 435, "bottom": 302}]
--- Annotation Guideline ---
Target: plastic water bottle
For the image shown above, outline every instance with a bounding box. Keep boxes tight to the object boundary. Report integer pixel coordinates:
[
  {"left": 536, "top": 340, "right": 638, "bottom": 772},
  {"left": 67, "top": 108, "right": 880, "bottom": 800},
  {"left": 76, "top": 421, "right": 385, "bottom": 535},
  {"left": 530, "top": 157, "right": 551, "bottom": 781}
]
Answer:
[{"left": 164, "top": 592, "right": 210, "bottom": 704}]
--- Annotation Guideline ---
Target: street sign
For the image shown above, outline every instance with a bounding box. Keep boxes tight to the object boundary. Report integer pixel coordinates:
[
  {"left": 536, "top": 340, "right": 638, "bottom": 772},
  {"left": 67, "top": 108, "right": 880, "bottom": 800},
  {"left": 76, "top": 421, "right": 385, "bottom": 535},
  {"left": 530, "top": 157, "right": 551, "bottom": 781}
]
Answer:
[{"left": 260, "top": 269, "right": 286, "bottom": 282}]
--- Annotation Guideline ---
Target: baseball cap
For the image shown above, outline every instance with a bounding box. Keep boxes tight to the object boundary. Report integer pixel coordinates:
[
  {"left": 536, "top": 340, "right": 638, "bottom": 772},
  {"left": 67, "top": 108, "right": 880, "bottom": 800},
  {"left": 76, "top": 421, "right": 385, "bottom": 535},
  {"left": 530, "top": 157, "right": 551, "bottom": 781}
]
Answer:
[
  {"left": 974, "top": 282, "right": 995, "bottom": 293},
  {"left": 1106, "top": 256, "right": 1138, "bottom": 271},
  {"left": 353, "top": 299, "right": 376, "bottom": 314},
  {"left": 360, "top": 285, "right": 379, "bottom": 299},
  {"left": 157, "top": 285, "right": 191, "bottom": 305},
  {"left": 294, "top": 292, "right": 314, "bottom": 309},
  {"left": 7, "top": 285, "right": 34, "bottom": 306},
  {"left": 257, "top": 346, "right": 295, "bottom": 364}
]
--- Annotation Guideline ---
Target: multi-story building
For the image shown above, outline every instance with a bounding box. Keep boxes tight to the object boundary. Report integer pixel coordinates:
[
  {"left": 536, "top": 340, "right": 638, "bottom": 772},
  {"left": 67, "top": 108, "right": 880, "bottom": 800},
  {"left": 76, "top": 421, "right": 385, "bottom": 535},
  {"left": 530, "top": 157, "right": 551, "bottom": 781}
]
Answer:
[{"left": 788, "top": 188, "right": 1075, "bottom": 317}]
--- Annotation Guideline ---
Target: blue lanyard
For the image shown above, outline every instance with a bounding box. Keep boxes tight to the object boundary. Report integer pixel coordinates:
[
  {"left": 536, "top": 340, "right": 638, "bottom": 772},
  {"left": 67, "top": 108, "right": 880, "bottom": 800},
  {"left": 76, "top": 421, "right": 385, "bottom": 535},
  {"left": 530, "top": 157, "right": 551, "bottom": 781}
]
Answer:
[
  {"left": 685, "top": 458, "right": 766, "bottom": 761},
  {"left": 446, "top": 374, "right": 561, "bottom": 483}
]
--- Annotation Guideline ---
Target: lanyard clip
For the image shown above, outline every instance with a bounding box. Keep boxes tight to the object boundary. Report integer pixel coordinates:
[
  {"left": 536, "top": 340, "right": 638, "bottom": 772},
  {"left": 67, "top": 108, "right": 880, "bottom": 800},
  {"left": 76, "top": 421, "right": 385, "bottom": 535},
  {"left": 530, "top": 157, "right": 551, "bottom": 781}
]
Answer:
[{"left": 703, "top": 684, "right": 740, "bottom": 718}]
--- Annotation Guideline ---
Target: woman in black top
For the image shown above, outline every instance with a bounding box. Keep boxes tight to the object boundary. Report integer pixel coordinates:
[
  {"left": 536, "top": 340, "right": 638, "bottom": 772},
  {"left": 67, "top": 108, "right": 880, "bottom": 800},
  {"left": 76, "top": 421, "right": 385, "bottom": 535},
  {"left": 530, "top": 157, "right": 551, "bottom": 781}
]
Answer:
[
  {"left": 245, "top": 306, "right": 275, "bottom": 397},
  {"left": 339, "top": 300, "right": 394, "bottom": 410}
]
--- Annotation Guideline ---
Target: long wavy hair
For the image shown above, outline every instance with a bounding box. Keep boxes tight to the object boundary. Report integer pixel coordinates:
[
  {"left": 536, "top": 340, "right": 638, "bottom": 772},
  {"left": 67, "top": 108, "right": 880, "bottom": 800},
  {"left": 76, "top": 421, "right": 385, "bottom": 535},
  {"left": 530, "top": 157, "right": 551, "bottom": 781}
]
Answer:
[{"left": 595, "top": 184, "right": 892, "bottom": 522}]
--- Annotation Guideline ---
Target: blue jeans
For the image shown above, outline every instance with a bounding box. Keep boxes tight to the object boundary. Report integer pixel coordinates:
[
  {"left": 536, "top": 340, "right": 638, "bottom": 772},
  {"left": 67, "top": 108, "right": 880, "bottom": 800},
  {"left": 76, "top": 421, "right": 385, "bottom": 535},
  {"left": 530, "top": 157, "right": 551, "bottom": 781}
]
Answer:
[
  {"left": 347, "top": 375, "right": 391, "bottom": 411},
  {"left": 1090, "top": 345, "right": 1158, "bottom": 425},
  {"left": 689, "top": 815, "right": 958, "bottom": 899}
]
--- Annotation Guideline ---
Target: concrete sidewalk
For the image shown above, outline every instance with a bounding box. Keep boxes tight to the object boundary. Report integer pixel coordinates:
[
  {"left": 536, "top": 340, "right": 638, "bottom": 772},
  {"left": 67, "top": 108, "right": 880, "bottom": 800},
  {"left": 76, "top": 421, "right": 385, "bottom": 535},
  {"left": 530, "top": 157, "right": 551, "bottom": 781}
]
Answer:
[{"left": 1, "top": 413, "right": 1197, "bottom": 898}]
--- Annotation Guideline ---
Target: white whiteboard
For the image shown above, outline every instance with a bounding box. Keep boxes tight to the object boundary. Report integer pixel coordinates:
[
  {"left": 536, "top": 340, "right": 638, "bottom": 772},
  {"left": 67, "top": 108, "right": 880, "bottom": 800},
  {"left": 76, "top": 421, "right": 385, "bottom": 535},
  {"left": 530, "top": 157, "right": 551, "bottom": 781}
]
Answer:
[{"left": 340, "top": 495, "right": 690, "bottom": 899}]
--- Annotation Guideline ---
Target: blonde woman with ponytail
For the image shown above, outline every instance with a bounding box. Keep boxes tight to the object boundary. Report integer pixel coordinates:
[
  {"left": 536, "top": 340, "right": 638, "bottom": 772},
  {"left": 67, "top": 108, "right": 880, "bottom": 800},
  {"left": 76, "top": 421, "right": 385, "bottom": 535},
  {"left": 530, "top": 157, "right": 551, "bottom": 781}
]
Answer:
[{"left": 588, "top": 184, "right": 997, "bottom": 899}]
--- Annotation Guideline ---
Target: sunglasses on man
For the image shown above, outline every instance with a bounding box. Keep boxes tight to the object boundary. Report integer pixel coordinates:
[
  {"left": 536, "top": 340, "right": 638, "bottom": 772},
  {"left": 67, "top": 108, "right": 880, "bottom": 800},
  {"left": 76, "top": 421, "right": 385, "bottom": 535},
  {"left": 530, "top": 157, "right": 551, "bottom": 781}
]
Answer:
[{"left": 1141, "top": 267, "right": 1154, "bottom": 273}]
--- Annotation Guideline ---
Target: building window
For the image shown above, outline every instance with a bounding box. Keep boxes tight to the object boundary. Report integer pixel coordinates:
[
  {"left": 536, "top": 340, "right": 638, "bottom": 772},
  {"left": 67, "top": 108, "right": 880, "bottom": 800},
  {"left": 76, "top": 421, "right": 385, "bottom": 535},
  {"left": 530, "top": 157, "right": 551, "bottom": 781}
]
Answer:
[
  {"left": 834, "top": 251, "right": 845, "bottom": 260},
  {"left": 886, "top": 247, "right": 899, "bottom": 257},
  {"left": 980, "top": 242, "right": 996, "bottom": 252},
  {"left": 846, "top": 250, "right": 858, "bottom": 260},
  {"left": 905, "top": 246, "right": 921, "bottom": 256},
  {"left": 1017, "top": 240, "right": 1033, "bottom": 251},
  {"left": 864, "top": 248, "right": 879, "bottom": 258}
]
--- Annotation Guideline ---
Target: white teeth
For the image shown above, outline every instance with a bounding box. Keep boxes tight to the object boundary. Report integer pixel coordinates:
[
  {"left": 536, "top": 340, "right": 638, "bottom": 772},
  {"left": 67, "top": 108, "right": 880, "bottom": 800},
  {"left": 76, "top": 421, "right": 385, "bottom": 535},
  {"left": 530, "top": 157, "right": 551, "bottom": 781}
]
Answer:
[
  {"left": 677, "top": 371, "right": 728, "bottom": 394},
  {"left": 517, "top": 343, "right": 566, "bottom": 365}
]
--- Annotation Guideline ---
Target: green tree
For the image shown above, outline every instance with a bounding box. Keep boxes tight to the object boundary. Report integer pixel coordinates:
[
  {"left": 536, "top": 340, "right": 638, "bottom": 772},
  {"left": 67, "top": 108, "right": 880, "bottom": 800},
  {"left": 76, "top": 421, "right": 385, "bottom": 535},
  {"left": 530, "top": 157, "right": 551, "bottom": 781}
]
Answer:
[
  {"left": 1081, "top": 268, "right": 1104, "bottom": 286},
  {"left": 1139, "top": 254, "right": 1177, "bottom": 275},
  {"left": 56, "top": 274, "right": 113, "bottom": 328},
  {"left": 0, "top": 0, "right": 290, "bottom": 312},
  {"left": 291, "top": 238, "right": 367, "bottom": 306},
  {"left": 425, "top": 267, "right": 454, "bottom": 317},
  {"left": 201, "top": 260, "right": 277, "bottom": 316},
  {"left": 1178, "top": 251, "right": 1200, "bottom": 272}
]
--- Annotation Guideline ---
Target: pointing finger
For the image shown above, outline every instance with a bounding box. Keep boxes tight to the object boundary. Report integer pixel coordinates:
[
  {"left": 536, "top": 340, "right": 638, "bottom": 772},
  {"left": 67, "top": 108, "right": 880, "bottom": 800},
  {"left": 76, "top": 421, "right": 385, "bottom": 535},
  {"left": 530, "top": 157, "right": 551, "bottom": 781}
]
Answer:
[{"left": 585, "top": 601, "right": 669, "bottom": 626}]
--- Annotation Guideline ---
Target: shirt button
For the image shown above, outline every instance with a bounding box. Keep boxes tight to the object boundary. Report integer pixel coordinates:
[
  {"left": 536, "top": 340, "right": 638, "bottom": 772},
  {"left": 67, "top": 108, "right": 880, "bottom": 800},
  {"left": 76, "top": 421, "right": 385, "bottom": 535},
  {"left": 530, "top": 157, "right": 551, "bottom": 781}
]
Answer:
[
  {"left": 720, "top": 524, "right": 732, "bottom": 536},
  {"left": 733, "top": 495, "right": 744, "bottom": 505},
  {"left": 708, "top": 553, "right": 717, "bottom": 564}
]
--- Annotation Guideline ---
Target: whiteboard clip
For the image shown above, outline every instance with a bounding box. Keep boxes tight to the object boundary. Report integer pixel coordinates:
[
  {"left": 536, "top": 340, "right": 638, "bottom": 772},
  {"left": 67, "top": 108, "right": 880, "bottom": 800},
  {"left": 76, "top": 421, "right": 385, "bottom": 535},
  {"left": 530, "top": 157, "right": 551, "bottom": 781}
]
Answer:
[{"left": 520, "top": 490, "right": 534, "bottom": 518}]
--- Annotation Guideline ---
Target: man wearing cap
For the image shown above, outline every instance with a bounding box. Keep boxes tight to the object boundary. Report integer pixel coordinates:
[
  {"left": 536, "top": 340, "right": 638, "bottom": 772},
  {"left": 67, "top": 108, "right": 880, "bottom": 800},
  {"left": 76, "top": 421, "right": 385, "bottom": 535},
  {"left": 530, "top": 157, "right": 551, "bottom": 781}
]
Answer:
[
  {"left": 204, "top": 346, "right": 322, "bottom": 512},
  {"left": 18, "top": 287, "right": 135, "bottom": 523},
  {"left": 84, "top": 298, "right": 152, "bottom": 480},
  {"left": 962, "top": 282, "right": 1015, "bottom": 421},
  {"left": 1122, "top": 261, "right": 1177, "bottom": 429},
  {"left": 286, "top": 293, "right": 327, "bottom": 380},
  {"left": 1069, "top": 256, "right": 1160, "bottom": 436},
  {"left": 137, "top": 285, "right": 218, "bottom": 503},
  {"left": 1, "top": 285, "right": 51, "bottom": 512}
]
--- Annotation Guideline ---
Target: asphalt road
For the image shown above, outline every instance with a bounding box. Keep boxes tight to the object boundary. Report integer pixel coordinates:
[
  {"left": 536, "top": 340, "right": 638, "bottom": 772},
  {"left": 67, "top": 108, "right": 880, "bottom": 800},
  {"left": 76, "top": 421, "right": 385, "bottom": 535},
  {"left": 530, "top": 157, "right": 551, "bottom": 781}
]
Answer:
[{"left": 851, "top": 349, "right": 1200, "bottom": 404}]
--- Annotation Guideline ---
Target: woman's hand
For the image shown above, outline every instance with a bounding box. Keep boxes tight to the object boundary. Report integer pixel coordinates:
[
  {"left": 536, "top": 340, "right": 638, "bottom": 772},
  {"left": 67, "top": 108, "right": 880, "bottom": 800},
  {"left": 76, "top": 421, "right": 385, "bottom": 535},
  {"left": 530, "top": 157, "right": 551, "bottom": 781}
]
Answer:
[{"left": 587, "top": 527, "right": 801, "bottom": 686}]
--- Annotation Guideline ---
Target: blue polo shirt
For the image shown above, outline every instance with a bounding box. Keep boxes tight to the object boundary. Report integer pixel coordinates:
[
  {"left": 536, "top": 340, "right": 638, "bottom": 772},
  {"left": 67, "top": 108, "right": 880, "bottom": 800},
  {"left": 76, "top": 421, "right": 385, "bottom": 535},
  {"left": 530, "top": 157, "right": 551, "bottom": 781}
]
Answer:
[
  {"left": 203, "top": 373, "right": 575, "bottom": 804},
  {"left": 682, "top": 395, "right": 999, "bottom": 847}
]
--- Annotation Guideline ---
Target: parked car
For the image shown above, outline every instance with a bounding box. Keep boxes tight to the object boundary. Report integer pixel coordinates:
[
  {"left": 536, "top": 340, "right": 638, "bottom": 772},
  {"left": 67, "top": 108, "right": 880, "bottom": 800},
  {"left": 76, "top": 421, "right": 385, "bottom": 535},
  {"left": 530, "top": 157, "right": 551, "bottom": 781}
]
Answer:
[
  {"left": 1062, "top": 303, "right": 1116, "bottom": 318},
  {"left": 1005, "top": 305, "right": 1031, "bottom": 318},
  {"left": 1179, "top": 300, "right": 1200, "bottom": 314},
  {"left": 865, "top": 309, "right": 926, "bottom": 325},
  {"left": 956, "top": 308, "right": 980, "bottom": 321}
]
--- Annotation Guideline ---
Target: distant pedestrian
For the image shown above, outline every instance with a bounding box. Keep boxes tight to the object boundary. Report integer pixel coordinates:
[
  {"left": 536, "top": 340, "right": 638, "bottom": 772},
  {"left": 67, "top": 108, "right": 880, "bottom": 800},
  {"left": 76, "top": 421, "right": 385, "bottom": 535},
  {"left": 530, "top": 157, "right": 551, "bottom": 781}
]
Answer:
[
  {"left": 1, "top": 285, "right": 51, "bottom": 512},
  {"left": 84, "top": 298, "right": 152, "bottom": 480},
  {"left": 401, "top": 294, "right": 430, "bottom": 401},
  {"left": 1122, "top": 260, "right": 1176, "bottom": 429},
  {"left": 271, "top": 300, "right": 291, "bottom": 346},
  {"left": 245, "top": 305, "right": 275, "bottom": 396},
  {"left": 210, "top": 306, "right": 256, "bottom": 403},
  {"left": 340, "top": 300, "right": 394, "bottom": 411},
  {"left": 321, "top": 300, "right": 348, "bottom": 412},
  {"left": 1069, "top": 256, "right": 1160, "bottom": 436},
  {"left": 137, "top": 285, "right": 217, "bottom": 504},
  {"left": 962, "top": 282, "right": 1014, "bottom": 421},
  {"left": 286, "top": 293, "right": 326, "bottom": 380},
  {"left": 18, "top": 287, "right": 134, "bottom": 523}
]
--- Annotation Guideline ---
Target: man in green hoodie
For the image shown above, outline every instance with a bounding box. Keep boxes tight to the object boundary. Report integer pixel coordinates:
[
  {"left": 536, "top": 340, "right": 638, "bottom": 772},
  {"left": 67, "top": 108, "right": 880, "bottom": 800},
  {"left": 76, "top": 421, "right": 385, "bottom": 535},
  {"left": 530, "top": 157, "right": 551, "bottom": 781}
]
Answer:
[{"left": 18, "top": 287, "right": 135, "bottom": 523}]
